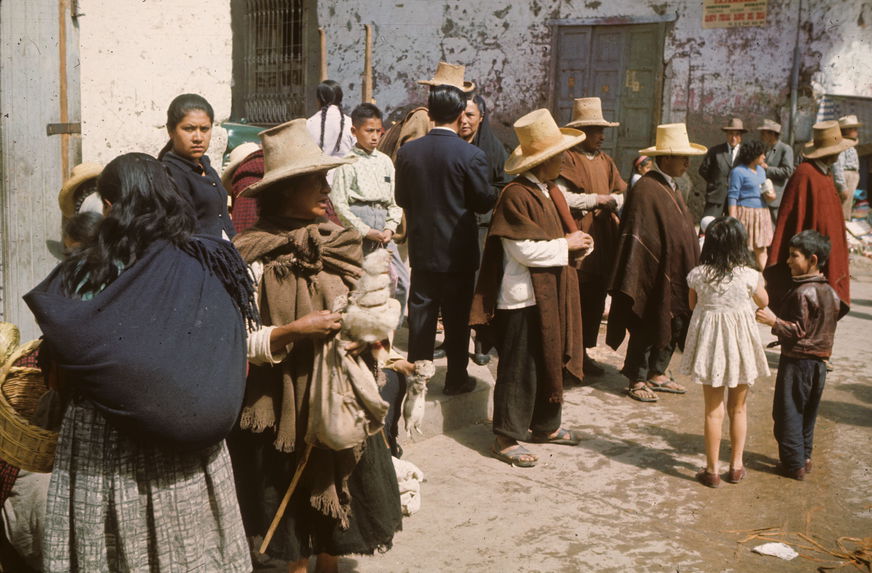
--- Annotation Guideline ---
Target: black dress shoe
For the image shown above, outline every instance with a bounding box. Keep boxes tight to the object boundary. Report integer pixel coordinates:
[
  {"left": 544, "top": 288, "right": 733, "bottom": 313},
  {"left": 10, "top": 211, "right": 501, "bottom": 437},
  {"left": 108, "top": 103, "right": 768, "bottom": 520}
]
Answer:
[
  {"left": 432, "top": 347, "right": 446, "bottom": 359},
  {"left": 443, "top": 378, "right": 476, "bottom": 395},
  {"left": 471, "top": 352, "right": 491, "bottom": 366}
]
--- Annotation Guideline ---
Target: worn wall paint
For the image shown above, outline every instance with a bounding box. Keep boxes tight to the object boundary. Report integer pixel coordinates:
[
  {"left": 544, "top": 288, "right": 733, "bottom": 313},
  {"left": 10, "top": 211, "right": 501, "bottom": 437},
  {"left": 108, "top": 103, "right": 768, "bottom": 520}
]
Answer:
[
  {"left": 318, "top": 0, "right": 871, "bottom": 213},
  {"left": 77, "top": 0, "right": 233, "bottom": 167}
]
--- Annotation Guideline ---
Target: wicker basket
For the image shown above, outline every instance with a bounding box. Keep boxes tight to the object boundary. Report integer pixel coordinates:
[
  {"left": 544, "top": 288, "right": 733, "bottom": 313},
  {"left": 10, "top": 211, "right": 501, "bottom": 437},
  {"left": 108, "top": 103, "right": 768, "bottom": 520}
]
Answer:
[{"left": 0, "top": 339, "right": 58, "bottom": 473}]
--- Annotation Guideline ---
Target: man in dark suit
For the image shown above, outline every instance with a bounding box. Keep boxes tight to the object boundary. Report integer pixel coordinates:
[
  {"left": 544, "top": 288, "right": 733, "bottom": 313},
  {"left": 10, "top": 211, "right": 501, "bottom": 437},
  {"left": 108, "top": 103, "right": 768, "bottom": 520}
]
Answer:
[
  {"left": 698, "top": 117, "right": 746, "bottom": 218},
  {"left": 395, "top": 84, "right": 496, "bottom": 394},
  {"left": 758, "top": 119, "right": 795, "bottom": 225}
]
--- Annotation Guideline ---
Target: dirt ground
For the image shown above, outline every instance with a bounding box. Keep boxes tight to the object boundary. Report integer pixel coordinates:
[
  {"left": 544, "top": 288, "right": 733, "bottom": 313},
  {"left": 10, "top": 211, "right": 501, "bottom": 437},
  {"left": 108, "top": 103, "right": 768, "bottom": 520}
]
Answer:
[{"left": 349, "top": 258, "right": 872, "bottom": 572}]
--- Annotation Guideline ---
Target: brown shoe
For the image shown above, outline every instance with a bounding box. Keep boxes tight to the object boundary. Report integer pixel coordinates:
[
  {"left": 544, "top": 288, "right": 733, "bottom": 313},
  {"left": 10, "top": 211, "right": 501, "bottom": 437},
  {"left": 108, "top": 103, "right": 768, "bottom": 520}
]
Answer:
[
  {"left": 805, "top": 459, "right": 813, "bottom": 474},
  {"left": 726, "top": 466, "right": 746, "bottom": 484},
  {"left": 696, "top": 469, "right": 720, "bottom": 488},
  {"left": 781, "top": 466, "right": 806, "bottom": 481}
]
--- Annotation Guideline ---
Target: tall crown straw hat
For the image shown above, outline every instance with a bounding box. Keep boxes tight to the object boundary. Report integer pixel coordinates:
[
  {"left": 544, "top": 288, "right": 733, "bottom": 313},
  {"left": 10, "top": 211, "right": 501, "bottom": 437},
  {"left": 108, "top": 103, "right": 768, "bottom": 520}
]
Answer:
[
  {"left": 639, "top": 123, "right": 707, "bottom": 156},
  {"left": 721, "top": 117, "right": 748, "bottom": 133},
  {"left": 837, "top": 114, "right": 862, "bottom": 129},
  {"left": 58, "top": 162, "right": 103, "bottom": 218},
  {"left": 417, "top": 62, "right": 475, "bottom": 93},
  {"left": 241, "top": 119, "right": 355, "bottom": 197},
  {"left": 757, "top": 119, "right": 782, "bottom": 134},
  {"left": 565, "top": 97, "right": 619, "bottom": 128},
  {"left": 221, "top": 141, "right": 261, "bottom": 192},
  {"left": 802, "top": 120, "right": 857, "bottom": 159},
  {"left": 504, "top": 109, "right": 586, "bottom": 175}
]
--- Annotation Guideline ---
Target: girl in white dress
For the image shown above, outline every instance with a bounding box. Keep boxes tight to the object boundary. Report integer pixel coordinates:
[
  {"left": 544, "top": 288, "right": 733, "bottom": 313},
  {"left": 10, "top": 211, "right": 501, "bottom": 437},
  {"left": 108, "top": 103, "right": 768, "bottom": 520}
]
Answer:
[{"left": 682, "top": 217, "right": 770, "bottom": 488}]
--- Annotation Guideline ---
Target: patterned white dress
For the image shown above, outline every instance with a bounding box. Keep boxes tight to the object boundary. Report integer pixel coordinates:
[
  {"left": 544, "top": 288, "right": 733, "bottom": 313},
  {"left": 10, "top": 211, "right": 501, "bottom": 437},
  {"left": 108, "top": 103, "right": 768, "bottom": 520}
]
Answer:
[{"left": 681, "top": 265, "right": 770, "bottom": 387}]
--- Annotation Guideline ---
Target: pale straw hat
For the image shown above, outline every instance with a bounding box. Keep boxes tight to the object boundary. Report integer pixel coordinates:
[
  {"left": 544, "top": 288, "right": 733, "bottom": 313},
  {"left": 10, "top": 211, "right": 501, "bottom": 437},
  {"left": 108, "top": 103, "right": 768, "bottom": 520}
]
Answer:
[
  {"left": 221, "top": 142, "right": 261, "bottom": 192},
  {"left": 58, "top": 162, "right": 103, "bottom": 218},
  {"left": 757, "top": 119, "right": 782, "bottom": 134},
  {"left": 504, "top": 109, "right": 586, "bottom": 175},
  {"left": 241, "top": 119, "right": 355, "bottom": 197},
  {"left": 417, "top": 62, "right": 475, "bottom": 93},
  {"left": 565, "top": 97, "right": 619, "bottom": 128},
  {"left": 639, "top": 123, "right": 707, "bottom": 156},
  {"left": 721, "top": 117, "right": 748, "bottom": 133},
  {"left": 838, "top": 114, "right": 862, "bottom": 129},
  {"left": 802, "top": 120, "right": 857, "bottom": 159}
]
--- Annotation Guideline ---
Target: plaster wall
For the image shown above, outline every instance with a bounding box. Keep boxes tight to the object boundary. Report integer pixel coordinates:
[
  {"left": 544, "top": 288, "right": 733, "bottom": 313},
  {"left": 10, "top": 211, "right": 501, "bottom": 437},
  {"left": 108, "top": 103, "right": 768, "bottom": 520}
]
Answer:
[
  {"left": 77, "top": 0, "right": 233, "bottom": 167},
  {"left": 318, "top": 0, "right": 872, "bottom": 148}
]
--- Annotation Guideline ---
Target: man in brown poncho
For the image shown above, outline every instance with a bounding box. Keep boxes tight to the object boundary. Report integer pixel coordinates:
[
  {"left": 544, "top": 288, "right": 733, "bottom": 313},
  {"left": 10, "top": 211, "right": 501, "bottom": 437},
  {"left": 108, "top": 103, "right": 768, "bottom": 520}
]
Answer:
[
  {"left": 607, "top": 123, "right": 705, "bottom": 402},
  {"left": 557, "top": 97, "right": 627, "bottom": 375},
  {"left": 471, "top": 109, "right": 593, "bottom": 467}
]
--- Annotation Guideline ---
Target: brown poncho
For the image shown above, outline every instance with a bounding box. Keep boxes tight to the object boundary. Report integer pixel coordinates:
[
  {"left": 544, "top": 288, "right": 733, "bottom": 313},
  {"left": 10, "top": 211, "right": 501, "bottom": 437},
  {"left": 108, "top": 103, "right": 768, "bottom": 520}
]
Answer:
[
  {"left": 560, "top": 149, "right": 627, "bottom": 281},
  {"left": 470, "top": 178, "right": 584, "bottom": 402},
  {"left": 606, "top": 171, "right": 699, "bottom": 349},
  {"left": 233, "top": 215, "right": 364, "bottom": 526}
]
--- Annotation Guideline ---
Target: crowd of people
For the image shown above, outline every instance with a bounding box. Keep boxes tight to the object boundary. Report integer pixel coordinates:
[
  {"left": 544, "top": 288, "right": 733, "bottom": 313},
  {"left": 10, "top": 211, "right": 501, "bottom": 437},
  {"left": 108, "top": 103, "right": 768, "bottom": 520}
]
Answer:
[{"left": 0, "top": 60, "right": 861, "bottom": 572}]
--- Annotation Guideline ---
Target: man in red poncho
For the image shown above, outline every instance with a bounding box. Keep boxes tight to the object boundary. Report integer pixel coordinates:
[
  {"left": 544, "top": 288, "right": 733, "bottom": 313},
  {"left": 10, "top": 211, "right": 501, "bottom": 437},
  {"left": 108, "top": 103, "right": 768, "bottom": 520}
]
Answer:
[{"left": 764, "top": 120, "right": 853, "bottom": 318}]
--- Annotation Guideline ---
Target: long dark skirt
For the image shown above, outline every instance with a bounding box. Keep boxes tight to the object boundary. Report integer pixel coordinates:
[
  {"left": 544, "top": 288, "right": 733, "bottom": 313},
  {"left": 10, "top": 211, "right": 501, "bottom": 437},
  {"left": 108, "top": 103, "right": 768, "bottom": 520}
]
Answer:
[{"left": 227, "top": 427, "right": 402, "bottom": 563}]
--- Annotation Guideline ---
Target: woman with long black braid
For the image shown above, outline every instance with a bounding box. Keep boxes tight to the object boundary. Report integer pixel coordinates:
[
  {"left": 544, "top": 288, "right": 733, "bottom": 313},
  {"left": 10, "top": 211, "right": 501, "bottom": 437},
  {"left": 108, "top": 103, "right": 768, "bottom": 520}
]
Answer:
[{"left": 306, "top": 80, "right": 355, "bottom": 160}]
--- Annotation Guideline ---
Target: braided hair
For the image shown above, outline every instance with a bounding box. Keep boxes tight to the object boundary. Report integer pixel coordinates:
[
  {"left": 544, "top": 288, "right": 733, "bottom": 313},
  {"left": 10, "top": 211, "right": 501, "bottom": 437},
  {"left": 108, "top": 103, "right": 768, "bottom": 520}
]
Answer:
[{"left": 315, "top": 80, "right": 345, "bottom": 154}]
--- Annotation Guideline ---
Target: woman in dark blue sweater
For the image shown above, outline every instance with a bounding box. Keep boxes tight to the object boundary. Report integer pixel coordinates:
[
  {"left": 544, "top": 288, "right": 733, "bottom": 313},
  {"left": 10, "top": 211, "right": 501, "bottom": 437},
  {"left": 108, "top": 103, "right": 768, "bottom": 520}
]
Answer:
[{"left": 160, "top": 93, "right": 236, "bottom": 239}]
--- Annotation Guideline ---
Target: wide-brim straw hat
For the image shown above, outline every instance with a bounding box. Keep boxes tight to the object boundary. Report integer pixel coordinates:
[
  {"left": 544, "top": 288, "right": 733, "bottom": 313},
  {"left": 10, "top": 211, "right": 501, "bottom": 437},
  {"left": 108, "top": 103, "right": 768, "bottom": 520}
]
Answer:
[
  {"left": 58, "top": 162, "right": 103, "bottom": 218},
  {"left": 417, "top": 62, "right": 475, "bottom": 93},
  {"left": 565, "top": 97, "right": 619, "bottom": 128},
  {"left": 504, "top": 109, "right": 586, "bottom": 175},
  {"left": 802, "top": 120, "right": 857, "bottom": 159},
  {"left": 757, "top": 119, "right": 782, "bottom": 134},
  {"left": 241, "top": 119, "right": 355, "bottom": 197},
  {"left": 721, "top": 117, "right": 748, "bottom": 133},
  {"left": 838, "top": 114, "right": 862, "bottom": 129},
  {"left": 639, "top": 123, "right": 707, "bottom": 156},
  {"left": 221, "top": 142, "right": 261, "bottom": 192}
]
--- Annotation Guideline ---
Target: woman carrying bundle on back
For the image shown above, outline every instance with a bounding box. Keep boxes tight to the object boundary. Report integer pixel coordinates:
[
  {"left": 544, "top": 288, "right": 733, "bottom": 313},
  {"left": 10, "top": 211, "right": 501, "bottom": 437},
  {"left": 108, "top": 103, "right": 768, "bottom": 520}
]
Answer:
[{"left": 25, "top": 153, "right": 256, "bottom": 572}]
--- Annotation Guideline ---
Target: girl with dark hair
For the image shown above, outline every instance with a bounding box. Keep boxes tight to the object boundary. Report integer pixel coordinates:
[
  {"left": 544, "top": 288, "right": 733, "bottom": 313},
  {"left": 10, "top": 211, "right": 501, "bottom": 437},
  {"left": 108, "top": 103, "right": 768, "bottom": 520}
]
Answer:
[
  {"left": 160, "top": 93, "right": 236, "bottom": 239},
  {"left": 680, "top": 216, "right": 770, "bottom": 488},
  {"left": 727, "top": 139, "right": 772, "bottom": 268},
  {"left": 25, "top": 152, "right": 255, "bottom": 572},
  {"left": 306, "top": 80, "right": 354, "bottom": 160}
]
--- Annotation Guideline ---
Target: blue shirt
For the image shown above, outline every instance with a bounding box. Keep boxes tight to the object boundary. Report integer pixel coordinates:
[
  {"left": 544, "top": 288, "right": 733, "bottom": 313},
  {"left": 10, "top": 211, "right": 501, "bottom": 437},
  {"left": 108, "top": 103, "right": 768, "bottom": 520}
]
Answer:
[{"left": 726, "top": 165, "right": 766, "bottom": 208}]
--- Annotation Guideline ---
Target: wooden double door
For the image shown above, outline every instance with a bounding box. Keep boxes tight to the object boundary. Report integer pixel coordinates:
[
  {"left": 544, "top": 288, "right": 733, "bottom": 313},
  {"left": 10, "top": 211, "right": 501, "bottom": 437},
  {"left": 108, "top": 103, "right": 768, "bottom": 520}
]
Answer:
[{"left": 553, "top": 22, "right": 665, "bottom": 180}]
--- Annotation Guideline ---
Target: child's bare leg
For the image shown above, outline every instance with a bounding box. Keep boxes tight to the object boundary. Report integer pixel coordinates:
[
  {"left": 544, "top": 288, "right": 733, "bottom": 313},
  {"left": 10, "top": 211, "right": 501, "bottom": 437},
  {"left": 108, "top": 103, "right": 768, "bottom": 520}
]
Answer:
[
  {"left": 702, "top": 385, "right": 726, "bottom": 473},
  {"left": 289, "top": 558, "right": 309, "bottom": 573},
  {"left": 753, "top": 247, "right": 767, "bottom": 270},
  {"left": 314, "top": 554, "right": 339, "bottom": 573},
  {"left": 727, "top": 384, "right": 749, "bottom": 470}
]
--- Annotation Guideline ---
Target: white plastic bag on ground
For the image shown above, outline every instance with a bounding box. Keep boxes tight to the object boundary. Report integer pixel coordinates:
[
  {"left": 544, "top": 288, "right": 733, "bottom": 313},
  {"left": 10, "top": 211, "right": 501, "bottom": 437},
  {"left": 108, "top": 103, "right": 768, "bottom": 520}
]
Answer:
[{"left": 752, "top": 542, "right": 799, "bottom": 560}]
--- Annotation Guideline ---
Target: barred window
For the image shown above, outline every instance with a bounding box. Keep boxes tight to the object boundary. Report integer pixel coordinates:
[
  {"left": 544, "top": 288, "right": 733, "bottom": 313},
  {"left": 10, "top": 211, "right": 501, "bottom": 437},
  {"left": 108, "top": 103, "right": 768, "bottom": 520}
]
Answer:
[{"left": 232, "top": 0, "right": 311, "bottom": 125}]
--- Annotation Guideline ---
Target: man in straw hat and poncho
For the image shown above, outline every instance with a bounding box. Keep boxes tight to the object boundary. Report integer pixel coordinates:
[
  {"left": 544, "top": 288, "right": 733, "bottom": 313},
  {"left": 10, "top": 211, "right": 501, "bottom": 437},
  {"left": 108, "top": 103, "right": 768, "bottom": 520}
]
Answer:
[
  {"left": 557, "top": 97, "right": 627, "bottom": 376},
  {"left": 764, "top": 120, "right": 853, "bottom": 319},
  {"left": 607, "top": 124, "right": 706, "bottom": 402},
  {"left": 471, "top": 109, "right": 593, "bottom": 467}
]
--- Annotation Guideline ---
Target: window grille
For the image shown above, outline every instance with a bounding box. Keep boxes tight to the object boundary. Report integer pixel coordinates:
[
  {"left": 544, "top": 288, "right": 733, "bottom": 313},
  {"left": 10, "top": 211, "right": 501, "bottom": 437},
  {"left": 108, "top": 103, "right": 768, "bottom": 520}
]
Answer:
[{"left": 240, "top": 0, "right": 306, "bottom": 124}]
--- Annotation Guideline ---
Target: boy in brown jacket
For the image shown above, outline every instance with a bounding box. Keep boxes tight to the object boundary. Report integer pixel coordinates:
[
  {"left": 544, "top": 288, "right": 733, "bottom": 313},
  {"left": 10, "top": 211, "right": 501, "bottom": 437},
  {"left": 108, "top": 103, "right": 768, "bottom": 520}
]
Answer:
[{"left": 756, "top": 230, "right": 843, "bottom": 480}]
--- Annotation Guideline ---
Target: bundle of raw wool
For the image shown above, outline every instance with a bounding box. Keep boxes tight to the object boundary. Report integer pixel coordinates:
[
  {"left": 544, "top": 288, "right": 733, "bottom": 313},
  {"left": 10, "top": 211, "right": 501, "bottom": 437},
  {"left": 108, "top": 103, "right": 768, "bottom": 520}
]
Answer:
[
  {"left": 341, "top": 249, "right": 402, "bottom": 345},
  {"left": 403, "top": 359, "right": 436, "bottom": 438}
]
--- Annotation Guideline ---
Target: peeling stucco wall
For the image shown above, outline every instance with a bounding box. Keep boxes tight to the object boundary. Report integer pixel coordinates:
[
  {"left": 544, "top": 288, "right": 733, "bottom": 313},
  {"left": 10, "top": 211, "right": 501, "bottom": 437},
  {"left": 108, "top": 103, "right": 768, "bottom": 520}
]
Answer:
[
  {"left": 318, "top": 0, "right": 871, "bottom": 213},
  {"left": 318, "top": 0, "right": 871, "bottom": 143},
  {"left": 77, "top": 0, "right": 233, "bottom": 167}
]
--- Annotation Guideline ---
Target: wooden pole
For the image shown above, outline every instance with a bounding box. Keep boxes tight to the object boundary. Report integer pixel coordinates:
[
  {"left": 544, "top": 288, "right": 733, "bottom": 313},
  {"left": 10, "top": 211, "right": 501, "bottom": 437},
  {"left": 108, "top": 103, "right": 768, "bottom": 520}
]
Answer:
[
  {"left": 259, "top": 442, "right": 313, "bottom": 555},
  {"left": 58, "top": 0, "right": 70, "bottom": 180},
  {"left": 319, "top": 28, "right": 327, "bottom": 81},
  {"left": 362, "top": 24, "right": 373, "bottom": 104}
]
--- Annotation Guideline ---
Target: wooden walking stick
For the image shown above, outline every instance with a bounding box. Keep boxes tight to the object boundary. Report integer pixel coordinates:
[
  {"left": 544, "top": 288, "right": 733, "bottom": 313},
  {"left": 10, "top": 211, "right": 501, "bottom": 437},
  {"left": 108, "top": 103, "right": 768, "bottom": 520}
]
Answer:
[
  {"left": 259, "top": 442, "right": 314, "bottom": 554},
  {"left": 319, "top": 28, "right": 327, "bottom": 81},
  {"left": 362, "top": 24, "right": 373, "bottom": 104}
]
